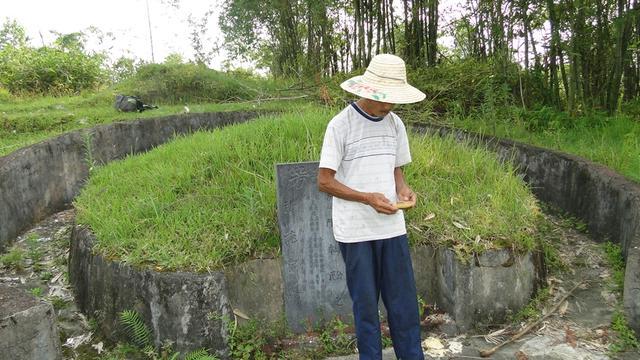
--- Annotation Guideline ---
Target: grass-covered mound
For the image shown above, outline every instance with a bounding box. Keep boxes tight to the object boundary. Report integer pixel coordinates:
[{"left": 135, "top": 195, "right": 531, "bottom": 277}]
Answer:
[
  {"left": 74, "top": 105, "right": 541, "bottom": 271},
  {"left": 115, "top": 63, "right": 292, "bottom": 104}
]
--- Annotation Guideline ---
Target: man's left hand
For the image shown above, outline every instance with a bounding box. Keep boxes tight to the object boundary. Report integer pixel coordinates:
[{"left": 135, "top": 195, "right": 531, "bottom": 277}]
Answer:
[{"left": 396, "top": 187, "right": 417, "bottom": 209}]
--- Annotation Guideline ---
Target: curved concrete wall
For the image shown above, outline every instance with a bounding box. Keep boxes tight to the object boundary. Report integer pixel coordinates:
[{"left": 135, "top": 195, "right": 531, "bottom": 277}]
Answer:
[
  {"left": 1, "top": 114, "right": 637, "bottom": 337},
  {"left": 70, "top": 226, "right": 232, "bottom": 357},
  {"left": 0, "top": 111, "right": 262, "bottom": 252},
  {"left": 413, "top": 124, "right": 640, "bottom": 335},
  {"left": 70, "top": 223, "right": 539, "bottom": 349}
]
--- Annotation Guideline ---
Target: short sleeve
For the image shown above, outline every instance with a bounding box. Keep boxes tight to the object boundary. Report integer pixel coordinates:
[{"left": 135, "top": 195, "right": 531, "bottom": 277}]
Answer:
[
  {"left": 394, "top": 115, "right": 412, "bottom": 167},
  {"left": 319, "top": 122, "right": 344, "bottom": 171}
]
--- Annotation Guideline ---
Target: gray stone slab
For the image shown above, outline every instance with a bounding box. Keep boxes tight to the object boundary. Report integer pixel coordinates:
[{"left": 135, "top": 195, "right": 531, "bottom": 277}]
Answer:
[
  {"left": 276, "top": 161, "right": 352, "bottom": 333},
  {"left": 225, "top": 258, "right": 284, "bottom": 324},
  {"left": 0, "top": 285, "right": 61, "bottom": 360}
]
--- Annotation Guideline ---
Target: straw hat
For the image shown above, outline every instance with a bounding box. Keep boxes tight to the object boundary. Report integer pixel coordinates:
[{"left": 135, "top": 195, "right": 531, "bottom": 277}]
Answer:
[{"left": 340, "top": 54, "right": 426, "bottom": 104}]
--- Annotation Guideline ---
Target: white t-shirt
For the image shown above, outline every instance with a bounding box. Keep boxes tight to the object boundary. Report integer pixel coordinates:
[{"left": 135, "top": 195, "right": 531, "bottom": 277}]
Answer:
[{"left": 319, "top": 103, "right": 412, "bottom": 243}]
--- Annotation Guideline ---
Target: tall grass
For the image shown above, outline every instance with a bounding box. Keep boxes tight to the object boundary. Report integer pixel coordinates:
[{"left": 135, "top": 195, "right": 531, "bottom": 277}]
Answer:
[
  {"left": 441, "top": 107, "right": 640, "bottom": 183},
  {"left": 75, "top": 106, "right": 541, "bottom": 271},
  {"left": 0, "top": 93, "right": 298, "bottom": 157}
]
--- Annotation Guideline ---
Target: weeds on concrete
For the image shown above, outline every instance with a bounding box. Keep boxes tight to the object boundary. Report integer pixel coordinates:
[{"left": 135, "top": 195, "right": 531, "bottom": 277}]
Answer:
[
  {"left": 109, "top": 310, "right": 219, "bottom": 360},
  {"left": 508, "top": 286, "right": 552, "bottom": 323},
  {"left": 600, "top": 242, "right": 640, "bottom": 353},
  {"left": 602, "top": 241, "right": 625, "bottom": 294},
  {"left": 0, "top": 246, "right": 25, "bottom": 270},
  {"left": 610, "top": 310, "right": 640, "bottom": 353}
]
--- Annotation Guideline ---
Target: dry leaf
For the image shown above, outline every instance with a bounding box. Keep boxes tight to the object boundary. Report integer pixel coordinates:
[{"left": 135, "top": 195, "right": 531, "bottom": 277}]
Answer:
[
  {"left": 92, "top": 341, "right": 104, "bottom": 354},
  {"left": 565, "top": 326, "right": 577, "bottom": 348},
  {"left": 233, "top": 308, "right": 250, "bottom": 320},
  {"left": 558, "top": 300, "right": 569, "bottom": 316},
  {"left": 422, "top": 337, "right": 444, "bottom": 350},
  {"left": 515, "top": 351, "right": 529, "bottom": 360},
  {"left": 424, "top": 213, "right": 436, "bottom": 221},
  {"left": 452, "top": 221, "right": 470, "bottom": 230}
]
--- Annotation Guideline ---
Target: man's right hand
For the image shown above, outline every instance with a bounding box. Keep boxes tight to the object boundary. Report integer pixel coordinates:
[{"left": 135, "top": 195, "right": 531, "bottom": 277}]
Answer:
[{"left": 366, "top": 193, "right": 398, "bottom": 214}]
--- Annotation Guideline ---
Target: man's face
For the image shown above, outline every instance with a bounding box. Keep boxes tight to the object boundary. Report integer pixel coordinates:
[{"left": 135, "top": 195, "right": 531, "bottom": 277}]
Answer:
[{"left": 368, "top": 100, "right": 395, "bottom": 117}]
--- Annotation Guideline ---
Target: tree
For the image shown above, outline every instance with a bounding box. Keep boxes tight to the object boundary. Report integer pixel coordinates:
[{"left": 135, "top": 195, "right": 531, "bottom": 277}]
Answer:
[{"left": 0, "top": 19, "right": 28, "bottom": 49}]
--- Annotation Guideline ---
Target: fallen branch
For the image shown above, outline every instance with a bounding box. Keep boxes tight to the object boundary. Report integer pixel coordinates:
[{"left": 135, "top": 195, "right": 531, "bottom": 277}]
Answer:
[{"left": 479, "top": 281, "right": 584, "bottom": 357}]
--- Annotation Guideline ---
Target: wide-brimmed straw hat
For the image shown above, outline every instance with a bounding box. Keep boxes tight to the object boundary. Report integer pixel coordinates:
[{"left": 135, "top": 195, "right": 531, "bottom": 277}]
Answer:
[{"left": 340, "top": 54, "right": 426, "bottom": 104}]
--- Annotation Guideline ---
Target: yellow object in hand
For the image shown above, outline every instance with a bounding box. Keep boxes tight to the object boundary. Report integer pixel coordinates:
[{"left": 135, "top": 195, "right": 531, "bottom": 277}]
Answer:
[{"left": 395, "top": 201, "right": 413, "bottom": 209}]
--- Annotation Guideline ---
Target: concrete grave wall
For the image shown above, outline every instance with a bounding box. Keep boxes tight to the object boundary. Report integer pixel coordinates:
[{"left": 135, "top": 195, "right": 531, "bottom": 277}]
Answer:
[
  {"left": 1, "top": 109, "right": 638, "bottom": 353},
  {"left": 0, "top": 111, "right": 263, "bottom": 252},
  {"left": 0, "top": 284, "right": 61, "bottom": 360},
  {"left": 70, "top": 226, "right": 232, "bottom": 357},
  {"left": 413, "top": 124, "right": 640, "bottom": 335}
]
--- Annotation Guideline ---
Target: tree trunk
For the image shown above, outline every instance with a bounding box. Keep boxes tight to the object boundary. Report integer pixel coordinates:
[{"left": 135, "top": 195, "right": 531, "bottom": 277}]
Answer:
[{"left": 607, "top": 0, "right": 634, "bottom": 113}]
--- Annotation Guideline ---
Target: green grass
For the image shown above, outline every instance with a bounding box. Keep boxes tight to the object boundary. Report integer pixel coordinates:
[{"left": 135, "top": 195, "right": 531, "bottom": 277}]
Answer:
[
  {"left": 442, "top": 108, "right": 640, "bottom": 183},
  {"left": 75, "top": 105, "right": 541, "bottom": 271},
  {"left": 0, "top": 246, "right": 25, "bottom": 270},
  {"left": 603, "top": 241, "right": 626, "bottom": 294},
  {"left": 0, "top": 92, "right": 298, "bottom": 157},
  {"left": 610, "top": 309, "right": 640, "bottom": 353}
]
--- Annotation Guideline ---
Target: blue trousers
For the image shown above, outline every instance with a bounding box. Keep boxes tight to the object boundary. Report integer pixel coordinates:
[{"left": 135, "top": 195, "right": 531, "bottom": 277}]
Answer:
[{"left": 339, "top": 234, "right": 424, "bottom": 360}]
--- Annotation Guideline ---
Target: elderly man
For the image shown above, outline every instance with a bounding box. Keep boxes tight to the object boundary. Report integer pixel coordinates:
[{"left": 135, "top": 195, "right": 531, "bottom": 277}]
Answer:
[{"left": 318, "top": 54, "right": 426, "bottom": 360}]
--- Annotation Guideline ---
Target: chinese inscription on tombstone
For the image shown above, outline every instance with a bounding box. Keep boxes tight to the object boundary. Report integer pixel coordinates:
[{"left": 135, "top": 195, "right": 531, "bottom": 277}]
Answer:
[{"left": 276, "top": 161, "right": 352, "bottom": 332}]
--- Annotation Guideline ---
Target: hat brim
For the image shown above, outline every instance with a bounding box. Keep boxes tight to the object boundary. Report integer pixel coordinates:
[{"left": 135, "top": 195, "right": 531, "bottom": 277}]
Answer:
[{"left": 340, "top": 76, "right": 426, "bottom": 104}]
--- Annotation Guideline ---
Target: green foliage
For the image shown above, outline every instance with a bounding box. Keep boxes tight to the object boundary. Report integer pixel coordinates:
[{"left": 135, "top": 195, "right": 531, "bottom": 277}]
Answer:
[
  {"left": 114, "top": 63, "right": 285, "bottom": 104},
  {"left": 119, "top": 310, "right": 153, "bottom": 349},
  {"left": 319, "top": 318, "right": 355, "bottom": 355},
  {"left": 184, "top": 349, "right": 218, "bottom": 360},
  {"left": 228, "top": 319, "right": 272, "bottom": 360},
  {"left": 0, "top": 93, "right": 294, "bottom": 157},
  {"left": 0, "top": 246, "right": 25, "bottom": 270},
  {"left": 603, "top": 242, "right": 626, "bottom": 294},
  {"left": 116, "top": 310, "right": 220, "bottom": 359},
  {"left": 0, "top": 18, "right": 27, "bottom": 49},
  {"left": 509, "top": 287, "right": 551, "bottom": 323},
  {"left": 0, "top": 86, "right": 14, "bottom": 102},
  {"left": 110, "top": 56, "right": 138, "bottom": 83},
  {"left": 451, "top": 107, "right": 640, "bottom": 183},
  {"left": 0, "top": 45, "right": 107, "bottom": 95},
  {"left": 30, "top": 287, "right": 43, "bottom": 297},
  {"left": 26, "top": 233, "right": 44, "bottom": 263},
  {"left": 610, "top": 310, "right": 640, "bottom": 352}
]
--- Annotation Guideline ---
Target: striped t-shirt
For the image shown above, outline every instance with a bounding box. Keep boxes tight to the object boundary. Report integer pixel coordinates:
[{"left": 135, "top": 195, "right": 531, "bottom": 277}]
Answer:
[{"left": 319, "top": 103, "right": 412, "bottom": 243}]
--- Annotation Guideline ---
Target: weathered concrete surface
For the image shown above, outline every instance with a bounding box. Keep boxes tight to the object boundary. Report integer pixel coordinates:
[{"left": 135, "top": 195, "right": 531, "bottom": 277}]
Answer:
[
  {"left": 225, "top": 258, "right": 284, "bottom": 324},
  {"left": 0, "top": 111, "right": 263, "bottom": 252},
  {"left": 518, "top": 335, "right": 608, "bottom": 360},
  {"left": 69, "top": 226, "right": 232, "bottom": 358},
  {"left": 624, "top": 241, "right": 640, "bottom": 335},
  {"left": 0, "top": 284, "right": 61, "bottom": 360},
  {"left": 414, "top": 124, "right": 640, "bottom": 336},
  {"left": 412, "top": 246, "right": 541, "bottom": 332}
]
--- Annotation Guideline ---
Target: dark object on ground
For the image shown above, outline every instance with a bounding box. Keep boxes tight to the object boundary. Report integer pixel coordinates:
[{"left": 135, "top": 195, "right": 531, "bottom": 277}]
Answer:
[{"left": 114, "top": 94, "right": 158, "bottom": 112}]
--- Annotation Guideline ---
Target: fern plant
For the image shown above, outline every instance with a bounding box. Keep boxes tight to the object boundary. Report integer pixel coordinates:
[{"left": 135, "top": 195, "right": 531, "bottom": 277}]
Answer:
[
  {"left": 185, "top": 349, "right": 219, "bottom": 360},
  {"left": 119, "top": 310, "right": 153, "bottom": 349},
  {"left": 118, "top": 310, "right": 219, "bottom": 359}
]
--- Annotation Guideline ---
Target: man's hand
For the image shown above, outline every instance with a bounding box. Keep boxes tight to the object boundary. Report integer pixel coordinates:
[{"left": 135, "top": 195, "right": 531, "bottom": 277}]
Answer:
[
  {"left": 366, "top": 192, "right": 398, "bottom": 214},
  {"left": 396, "top": 186, "right": 417, "bottom": 210}
]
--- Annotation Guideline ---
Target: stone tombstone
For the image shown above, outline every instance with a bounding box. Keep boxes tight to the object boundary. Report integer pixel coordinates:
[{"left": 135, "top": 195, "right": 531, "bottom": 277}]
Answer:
[{"left": 276, "top": 161, "right": 352, "bottom": 332}]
